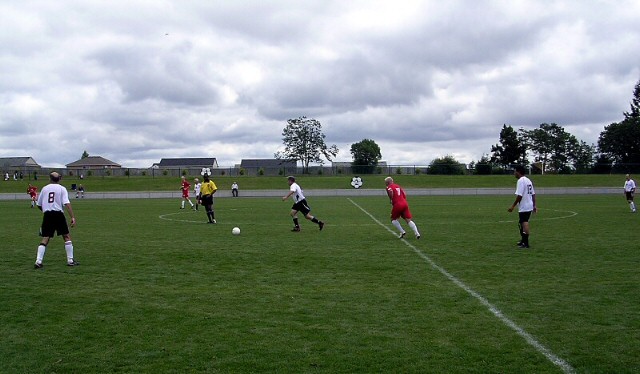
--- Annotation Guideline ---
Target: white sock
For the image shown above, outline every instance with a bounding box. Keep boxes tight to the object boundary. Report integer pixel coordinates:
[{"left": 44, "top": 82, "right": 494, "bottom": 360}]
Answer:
[
  {"left": 181, "top": 201, "right": 185, "bottom": 208},
  {"left": 631, "top": 202, "right": 636, "bottom": 211},
  {"left": 189, "top": 200, "right": 194, "bottom": 207},
  {"left": 408, "top": 221, "right": 420, "bottom": 236},
  {"left": 392, "top": 220, "right": 404, "bottom": 233},
  {"left": 36, "top": 244, "right": 46, "bottom": 264},
  {"left": 65, "top": 241, "right": 74, "bottom": 263}
]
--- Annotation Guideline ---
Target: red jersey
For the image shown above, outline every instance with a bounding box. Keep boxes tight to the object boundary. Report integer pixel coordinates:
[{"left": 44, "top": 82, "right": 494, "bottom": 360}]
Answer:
[
  {"left": 27, "top": 185, "right": 38, "bottom": 197},
  {"left": 181, "top": 180, "right": 191, "bottom": 198},
  {"left": 386, "top": 183, "right": 407, "bottom": 206},
  {"left": 387, "top": 183, "right": 412, "bottom": 220}
]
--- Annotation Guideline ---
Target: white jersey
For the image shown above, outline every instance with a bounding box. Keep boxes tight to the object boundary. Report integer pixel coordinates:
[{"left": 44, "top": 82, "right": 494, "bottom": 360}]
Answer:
[
  {"left": 194, "top": 182, "right": 202, "bottom": 195},
  {"left": 515, "top": 176, "right": 535, "bottom": 212},
  {"left": 37, "top": 183, "right": 70, "bottom": 212},
  {"left": 624, "top": 179, "right": 636, "bottom": 192},
  {"left": 289, "top": 182, "right": 305, "bottom": 203}
]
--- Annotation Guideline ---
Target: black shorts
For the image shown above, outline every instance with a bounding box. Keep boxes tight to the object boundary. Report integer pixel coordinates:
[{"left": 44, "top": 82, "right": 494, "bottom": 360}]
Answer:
[
  {"left": 41, "top": 211, "right": 69, "bottom": 237},
  {"left": 625, "top": 191, "right": 634, "bottom": 201},
  {"left": 519, "top": 211, "right": 533, "bottom": 224},
  {"left": 201, "top": 194, "right": 213, "bottom": 205},
  {"left": 291, "top": 199, "right": 311, "bottom": 216}
]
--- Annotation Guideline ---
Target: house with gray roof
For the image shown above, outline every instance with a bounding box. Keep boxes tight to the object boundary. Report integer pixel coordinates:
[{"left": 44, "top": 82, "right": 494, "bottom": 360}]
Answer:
[
  {"left": 240, "top": 159, "right": 298, "bottom": 176},
  {"left": 153, "top": 158, "right": 219, "bottom": 169},
  {"left": 66, "top": 156, "right": 122, "bottom": 170}
]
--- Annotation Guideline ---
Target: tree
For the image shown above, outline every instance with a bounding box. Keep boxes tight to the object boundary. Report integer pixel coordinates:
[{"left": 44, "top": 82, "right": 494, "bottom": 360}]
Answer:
[
  {"left": 523, "top": 123, "right": 579, "bottom": 173},
  {"left": 598, "top": 117, "right": 640, "bottom": 172},
  {"left": 623, "top": 79, "right": 640, "bottom": 119},
  {"left": 81, "top": 150, "right": 89, "bottom": 159},
  {"left": 274, "top": 116, "right": 338, "bottom": 173},
  {"left": 473, "top": 154, "right": 493, "bottom": 175},
  {"left": 490, "top": 125, "right": 526, "bottom": 168},
  {"left": 350, "top": 139, "right": 382, "bottom": 174},
  {"left": 427, "top": 155, "right": 465, "bottom": 175},
  {"left": 598, "top": 80, "right": 640, "bottom": 172}
]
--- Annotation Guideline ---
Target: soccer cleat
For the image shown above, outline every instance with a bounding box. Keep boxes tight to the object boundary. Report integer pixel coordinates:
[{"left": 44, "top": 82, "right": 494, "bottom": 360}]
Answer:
[
  {"left": 318, "top": 221, "right": 324, "bottom": 231},
  {"left": 34, "top": 263, "right": 43, "bottom": 269},
  {"left": 399, "top": 232, "right": 406, "bottom": 239},
  {"left": 517, "top": 243, "right": 530, "bottom": 249},
  {"left": 67, "top": 260, "right": 79, "bottom": 266},
  {"left": 291, "top": 226, "right": 301, "bottom": 232},
  {"left": 416, "top": 234, "right": 421, "bottom": 239}
]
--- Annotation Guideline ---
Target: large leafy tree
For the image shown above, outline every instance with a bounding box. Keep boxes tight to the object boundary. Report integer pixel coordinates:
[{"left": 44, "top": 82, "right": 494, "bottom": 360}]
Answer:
[
  {"left": 598, "top": 80, "right": 640, "bottom": 172},
  {"left": 274, "top": 116, "right": 338, "bottom": 173},
  {"left": 523, "top": 123, "right": 580, "bottom": 173},
  {"left": 350, "top": 139, "right": 382, "bottom": 174},
  {"left": 427, "top": 155, "right": 465, "bottom": 175},
  {"left": 490, "top": 125, "right": 526, "bottom": 168}
]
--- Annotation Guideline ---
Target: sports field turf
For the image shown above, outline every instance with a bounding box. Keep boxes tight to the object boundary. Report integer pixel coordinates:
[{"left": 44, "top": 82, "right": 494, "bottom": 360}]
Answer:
[{"left": 1, "top": 194, "right": 638, "bottom": 373}]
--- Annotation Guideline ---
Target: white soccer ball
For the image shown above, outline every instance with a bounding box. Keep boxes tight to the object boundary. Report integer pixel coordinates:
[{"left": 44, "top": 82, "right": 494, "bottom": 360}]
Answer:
[{"left": 232, "top": 227, "right": 241, "bottom": 235}]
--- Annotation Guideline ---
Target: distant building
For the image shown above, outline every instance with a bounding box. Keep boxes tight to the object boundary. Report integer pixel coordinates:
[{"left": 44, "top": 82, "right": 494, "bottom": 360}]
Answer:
[
  {"left": 152, "top": 158, "right": 219, "bottom": 169},
  {"left": 239, "top": 159, "right": 297, "bottom": 176},
  {"left": 0, "top": 157, "right": 42, "bottom": 178},
  {"left": 0, "top": 157, "right": 41, "bottom": 171},
  {"left": 66, "top": 156, "right": 122, "bottom": 171}
]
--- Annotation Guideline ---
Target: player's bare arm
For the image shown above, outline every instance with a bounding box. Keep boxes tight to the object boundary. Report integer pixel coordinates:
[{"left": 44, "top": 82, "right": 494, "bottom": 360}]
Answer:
[{"left": 508, "top": 195, "right": 522, "bottom": 212}]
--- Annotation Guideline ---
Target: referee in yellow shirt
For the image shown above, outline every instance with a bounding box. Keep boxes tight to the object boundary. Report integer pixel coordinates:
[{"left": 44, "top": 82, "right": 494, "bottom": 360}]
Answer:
[{"left": 200, "top": 174, "right": 218, "bottom": 224}]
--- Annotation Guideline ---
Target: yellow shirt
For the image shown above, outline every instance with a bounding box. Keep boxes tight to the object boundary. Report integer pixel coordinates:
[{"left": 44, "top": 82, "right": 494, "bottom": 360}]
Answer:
[{"left": 200, "top": 180, "right": 217, "bottom": 196}]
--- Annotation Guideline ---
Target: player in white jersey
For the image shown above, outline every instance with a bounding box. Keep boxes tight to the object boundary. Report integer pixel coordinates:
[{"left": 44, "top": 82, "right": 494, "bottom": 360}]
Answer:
[
  {"left": 624, "top": 174, "right": 636, "bottom": 213},
  {"left": 193, "top": 178, "right": 202, "bottom": 211},
  {"left": 34, "top": 172, "right": 78, "bottom": 269},
  {"left": 508, "top": 165, "right": 536, "bottom": 249},
  {"left": 282, "top": 176, "right": 324, "bottom": 232}
]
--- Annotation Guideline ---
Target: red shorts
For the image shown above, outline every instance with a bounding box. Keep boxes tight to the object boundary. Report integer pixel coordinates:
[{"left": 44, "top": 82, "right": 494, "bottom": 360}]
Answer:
[
  {"left": 182, "top": 190, "right": 190, "bottom": 198},
  {"left": 390, "top": 202, "right": 412, "bottom": 220}
]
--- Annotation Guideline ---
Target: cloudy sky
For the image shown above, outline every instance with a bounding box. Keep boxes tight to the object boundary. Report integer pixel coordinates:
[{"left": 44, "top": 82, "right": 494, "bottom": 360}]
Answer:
[{"left": 1, "top": 1, "right": 639, "bottom": 168}]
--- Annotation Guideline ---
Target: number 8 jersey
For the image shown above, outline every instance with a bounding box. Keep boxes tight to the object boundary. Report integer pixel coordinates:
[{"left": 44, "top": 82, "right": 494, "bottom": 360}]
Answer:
[{"left": 37, "top": 183, "right": 71, "bottom": 212}]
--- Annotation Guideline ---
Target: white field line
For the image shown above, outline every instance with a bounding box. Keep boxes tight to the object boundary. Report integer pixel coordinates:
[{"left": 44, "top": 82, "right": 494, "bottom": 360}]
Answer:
[{"left": 348, "top": 198, "right": 576, "bottom": 374}]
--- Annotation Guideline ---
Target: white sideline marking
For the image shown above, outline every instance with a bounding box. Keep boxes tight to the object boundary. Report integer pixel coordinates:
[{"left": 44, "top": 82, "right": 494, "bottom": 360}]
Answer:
[{"left": 348, "top": 198, "right": 576, "bottom": 374}]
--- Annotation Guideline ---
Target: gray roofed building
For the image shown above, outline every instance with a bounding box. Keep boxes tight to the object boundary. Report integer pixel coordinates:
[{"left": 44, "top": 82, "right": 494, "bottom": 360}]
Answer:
[
  {"left": 66, "top": 156, "right": 122, "bottom": 169},
  {"left": 154, "top": 158, "right": 219, "bottom": 168},
  {"left": 0, "top": 157, "right": 41, "bottom": 169},
  {"left": 240, "top": 159, "right": 297, "bottom": 169}
]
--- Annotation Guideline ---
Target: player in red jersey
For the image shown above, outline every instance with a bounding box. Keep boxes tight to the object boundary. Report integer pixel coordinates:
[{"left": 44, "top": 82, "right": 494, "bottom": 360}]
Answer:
[
  {"left": 27, "top": 183, "right": 38, "bottom": 208},
  {"left": 385, "top": 176, "right": 421, "bottom": 239},
  {"left": 180, "top": 176, "right": 195, "bottom": 210}
]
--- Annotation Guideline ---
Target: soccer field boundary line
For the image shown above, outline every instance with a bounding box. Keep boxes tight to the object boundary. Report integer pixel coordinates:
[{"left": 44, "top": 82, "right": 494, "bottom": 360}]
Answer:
[{"left": 347, "top": 198, "right": 576, "bottom": 374}]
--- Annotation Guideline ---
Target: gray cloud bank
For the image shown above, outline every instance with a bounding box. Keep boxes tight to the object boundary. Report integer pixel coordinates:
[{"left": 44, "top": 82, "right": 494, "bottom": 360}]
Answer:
[{"left": 1, "top": 1, "right": 639, "bottom": 167}]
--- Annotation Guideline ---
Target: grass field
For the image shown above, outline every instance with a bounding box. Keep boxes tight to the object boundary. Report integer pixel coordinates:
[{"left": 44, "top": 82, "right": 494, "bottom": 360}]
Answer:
[
  {"left": 1, "top": 194, "right": 639, "bottom": 373},
  {"left": 0, "top": 173, "right": 628, "bottom": 193}
]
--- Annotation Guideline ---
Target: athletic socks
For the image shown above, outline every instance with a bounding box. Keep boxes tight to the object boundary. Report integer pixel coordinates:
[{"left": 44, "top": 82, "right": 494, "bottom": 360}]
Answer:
[
  {"left": 36, "top": 244, "right": 46, "bottom": 264},
  {"left": 391, "top": 220, "right": 404, "bottom": 234},
  {"left": 65, "top": 241, "right": 74, "bottom": 263}
]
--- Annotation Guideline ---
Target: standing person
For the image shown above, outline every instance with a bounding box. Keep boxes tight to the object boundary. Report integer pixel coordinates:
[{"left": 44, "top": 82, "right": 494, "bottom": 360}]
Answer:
[
  {"left": 27, "top": 183, "right": 38, "bottom": 208},
  {"left": 384, "top": 176, "right": 421, "bottom": 239},
  {"left": 193, "top": 177, "right": 202, "bottom": 211},
  {"left": 624, "top": 174, "right": 637, "bottom": 213},
  {"left": 34, "top": 172, "right": 78, "bottom": 269},
  {"left": 200, "top": 174, "right": 218, "bottom": 223},
  {"left": 180, "top": 176, "right": 195, "bottom": 210},
  {"left": 508, "top": 165, "right": 537, "bottom": 248},
  {"left": 282, "top": 176, "right": 324, "bottom": 232},
  {"left": 231, "top": 181, "right": 239, "bottom": 197}
]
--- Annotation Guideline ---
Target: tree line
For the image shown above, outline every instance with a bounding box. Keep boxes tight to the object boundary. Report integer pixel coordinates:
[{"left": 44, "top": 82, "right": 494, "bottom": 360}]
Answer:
[{"left": 275, "top": 80, "right": 640, "bottom": 174}]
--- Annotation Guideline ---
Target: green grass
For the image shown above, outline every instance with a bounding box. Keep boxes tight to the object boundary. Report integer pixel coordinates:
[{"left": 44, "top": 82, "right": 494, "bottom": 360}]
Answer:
[
  {"left": 0, "top": 173, "right": 627, "bottom": 193},
  {"left": 1, "top": 194, "right": 639, "bottom": 372}
]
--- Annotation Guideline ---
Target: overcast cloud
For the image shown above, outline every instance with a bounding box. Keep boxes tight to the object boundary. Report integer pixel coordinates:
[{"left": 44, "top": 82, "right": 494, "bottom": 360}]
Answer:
[{"left": 1, "top": 0, "right": 639, "bottom": 167}]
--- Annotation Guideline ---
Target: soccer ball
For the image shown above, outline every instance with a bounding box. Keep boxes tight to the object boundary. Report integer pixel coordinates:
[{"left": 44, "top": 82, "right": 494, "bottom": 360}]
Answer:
[{"left": 232, "top": 227, "right": 241, "bottom": 236}]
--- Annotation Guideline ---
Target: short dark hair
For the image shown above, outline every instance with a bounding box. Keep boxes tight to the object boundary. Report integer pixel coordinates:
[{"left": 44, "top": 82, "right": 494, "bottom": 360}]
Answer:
[
  {"left": 515, "top": 165, "right": 526, "bottom": 175},
  {"left": 287, "top": 176, "right": 296, "bottom": 182}
]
